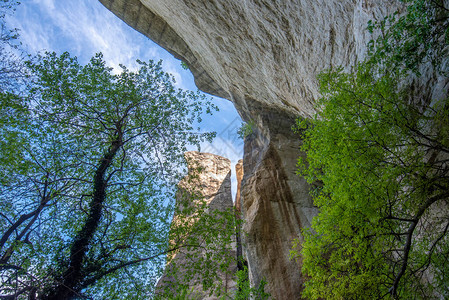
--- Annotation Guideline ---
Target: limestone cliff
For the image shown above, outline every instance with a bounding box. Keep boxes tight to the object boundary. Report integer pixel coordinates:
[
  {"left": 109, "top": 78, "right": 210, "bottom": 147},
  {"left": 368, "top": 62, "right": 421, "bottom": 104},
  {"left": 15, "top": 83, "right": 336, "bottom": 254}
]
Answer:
[
  {"left": 98, "top": 1, "right": 447, "bottom": 299},
  {"left": 156, "top": 151, "right": 237, "bottom": 299},
  {"left": 98, "top": 0, "right": 403, "bottom": 118},
  {"left": 234, "top": 159, "right": 244, "bottom": 272}
]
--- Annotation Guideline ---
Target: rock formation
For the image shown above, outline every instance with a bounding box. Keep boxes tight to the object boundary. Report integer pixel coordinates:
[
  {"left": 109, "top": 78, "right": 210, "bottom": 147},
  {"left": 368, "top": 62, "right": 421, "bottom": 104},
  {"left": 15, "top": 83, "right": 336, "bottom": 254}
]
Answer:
[
  {"left": 234, "top": 159, "right": 244, "bottom": 272},
  {"left": 98, "top": 1, "right": 448, "bottom": 298},
  {"left": 156, "top": 151, "right": 237, "bottom": 299},
  {"left": 234, "top": 159, "right": 243, "bottom": 215}
]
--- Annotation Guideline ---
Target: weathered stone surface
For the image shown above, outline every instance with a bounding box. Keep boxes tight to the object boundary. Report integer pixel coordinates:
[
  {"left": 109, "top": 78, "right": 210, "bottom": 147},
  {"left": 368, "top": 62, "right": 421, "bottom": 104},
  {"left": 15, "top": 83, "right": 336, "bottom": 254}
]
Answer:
[
  {"left": 240, "top": 105, "right": 314, "bottom": 299},
  {"left": 234, "top": 159, "right": 243, "bottom": 215},
  {"left": 234, "top": 159, "right": 244, "bottom": 272},
  {"left": 99, "top": 1, "right": 448, "bottom": 299},
  {"left": 156, "top": 151, "right": 236, "bottom": 299},
  {"left": 180, "top": 151, "right": 233, "bottom": 210},
  {"left": 99, "top": 0, "right": 401, "bottom": 118}
]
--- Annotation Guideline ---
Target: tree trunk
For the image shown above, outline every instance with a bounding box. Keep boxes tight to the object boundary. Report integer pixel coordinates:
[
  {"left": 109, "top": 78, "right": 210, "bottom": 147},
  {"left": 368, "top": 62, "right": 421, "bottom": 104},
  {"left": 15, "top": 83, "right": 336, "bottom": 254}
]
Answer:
[{"left": 43, "top": 141, "right": 121, "bottom": 300}]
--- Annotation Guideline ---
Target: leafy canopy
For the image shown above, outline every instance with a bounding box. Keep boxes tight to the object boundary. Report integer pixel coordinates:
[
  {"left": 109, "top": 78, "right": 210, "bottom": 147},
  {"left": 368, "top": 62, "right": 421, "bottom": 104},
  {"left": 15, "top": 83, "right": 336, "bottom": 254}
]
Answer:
[
  {"left": 0, "top": 50, "right": 218, "bottom": 299},
  {"left": 292, "top": 0, "right": 449, "bottom": 299}
]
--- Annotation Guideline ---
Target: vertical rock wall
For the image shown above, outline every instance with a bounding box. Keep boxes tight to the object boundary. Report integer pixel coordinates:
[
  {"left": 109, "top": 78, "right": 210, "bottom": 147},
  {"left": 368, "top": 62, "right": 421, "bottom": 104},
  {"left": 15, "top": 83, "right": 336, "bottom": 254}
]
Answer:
[
  {"left": 97, "top": 1, "right": 427, "bottom": 298},
  {"left": 234, "top": 159, "right": 244, "bottom": 272},
  {"left": 156, "top": 151, "right": 237, "bottom": 299},
  {"left": 241, "top": 107, "right": 311, "bottom": 299}
]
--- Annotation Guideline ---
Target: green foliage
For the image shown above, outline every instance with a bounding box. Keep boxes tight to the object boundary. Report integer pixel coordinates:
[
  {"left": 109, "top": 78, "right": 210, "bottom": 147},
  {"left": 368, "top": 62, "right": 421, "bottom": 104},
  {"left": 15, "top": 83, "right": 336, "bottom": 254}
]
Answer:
[
  {"left": 294, "top": 1, "right": 449, "bottom": 299},
  {"left": 234, "top": 264, "right": 270, "bottom": 300},
  {"left": 180, "top": 61, "right": 189, "bottom": 70},
  {"left": 296, "top": 64, "right": 449, "bottom": 299},
  {"left": 0, "top": 4, "right": 235, "bottom": 299},
  {"left": 158, "top": 206, "right": 240, "bottom": 299},
  {"left": 367, "top": 0, "right": 449, "bottom": 75},
  {"left": 237, "top": 120, "right": 255, "bottom": 139},
  {"left": 0, "top": 50, "right": 218, "bottom": 299}
]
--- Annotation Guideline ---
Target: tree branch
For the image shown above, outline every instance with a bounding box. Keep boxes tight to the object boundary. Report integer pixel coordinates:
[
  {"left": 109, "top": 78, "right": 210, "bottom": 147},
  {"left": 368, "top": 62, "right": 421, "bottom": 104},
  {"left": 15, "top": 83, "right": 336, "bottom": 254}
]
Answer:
[{"left": 390, "top": 191, "right": 449, "bottom": 297}]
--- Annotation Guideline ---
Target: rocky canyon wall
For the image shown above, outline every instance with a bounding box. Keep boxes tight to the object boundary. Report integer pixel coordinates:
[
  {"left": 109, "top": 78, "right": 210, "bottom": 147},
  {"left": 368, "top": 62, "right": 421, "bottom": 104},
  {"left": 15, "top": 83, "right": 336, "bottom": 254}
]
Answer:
[
  {"left": 98, "top": 1, "right": 447, "bottom": 298},
  {"left": 156, "top": 151, "right": 237, "bottom": 299}
]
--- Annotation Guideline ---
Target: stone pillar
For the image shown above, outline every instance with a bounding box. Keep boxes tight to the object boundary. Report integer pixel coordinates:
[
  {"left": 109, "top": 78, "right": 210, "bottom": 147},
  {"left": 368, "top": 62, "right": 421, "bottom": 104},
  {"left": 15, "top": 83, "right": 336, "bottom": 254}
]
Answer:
[{"left": 156, "top": 151, "right": 237, "bottom": 299}]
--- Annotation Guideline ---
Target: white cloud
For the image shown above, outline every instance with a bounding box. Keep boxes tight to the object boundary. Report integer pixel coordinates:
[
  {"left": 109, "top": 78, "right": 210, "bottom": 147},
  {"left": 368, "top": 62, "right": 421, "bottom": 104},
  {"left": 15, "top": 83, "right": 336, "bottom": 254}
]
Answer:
[
  {"left": 15, "top": 25, "right": 52, "bottom": 54},
  {"left": 9, "top": 0, "right": 201, "bottom": 87},
  {"left": 10, "top": 0, "right": 161, "bottom": 71},
  {"left": 5, "top": 5, "right": 51, "bottom": 53},
  {"left": 50, "top": 1, "right": 143, "bottom": 68},
  {"left": 142, "top": 47, "right": 159, "bottom": 60},
  {"left": 32, "top": 0, "right": 55, "bottom": 11}
]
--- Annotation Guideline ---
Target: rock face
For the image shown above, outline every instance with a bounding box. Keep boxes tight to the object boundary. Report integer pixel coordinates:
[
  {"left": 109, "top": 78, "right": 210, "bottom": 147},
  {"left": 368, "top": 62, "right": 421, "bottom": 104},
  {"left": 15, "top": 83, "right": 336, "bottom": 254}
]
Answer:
[
  {"left": 180, "top": 151, "right": 233, "bottom": 212},
  {"left": 234, "top": 159, "right": 244, "bottom": 271},
  {"left": 234, "top": 159, "right": 243, "bottom": 215},
  {"left": 98, "top": 1, "right": 448, "bottom": 298},
  {"left": 156, "top": 151, "right": 237, "bottom": 299},
  {"left": 98, "top": 0, "right": 398, "bottom": 119}
]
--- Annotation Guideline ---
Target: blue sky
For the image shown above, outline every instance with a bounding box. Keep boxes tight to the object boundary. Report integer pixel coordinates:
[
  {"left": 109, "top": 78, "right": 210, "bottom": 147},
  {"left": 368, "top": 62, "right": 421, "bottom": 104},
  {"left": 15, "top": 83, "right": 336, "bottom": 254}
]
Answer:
[{"left": 7, "top": 0, "right": 243, "bottom": 196}]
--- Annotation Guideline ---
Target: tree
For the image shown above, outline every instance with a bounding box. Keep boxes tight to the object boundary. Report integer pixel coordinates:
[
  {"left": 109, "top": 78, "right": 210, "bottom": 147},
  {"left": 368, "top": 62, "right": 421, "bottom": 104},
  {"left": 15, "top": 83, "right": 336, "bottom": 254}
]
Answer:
[
  {"left": 0, "top": 0, "right": 29, "bottom": 181},
  {"left": 233, "top": 265, "right": 270, "bottom": 300},
  {"left": 0, "top": 0, "right": 27, "bottom": 94},
  {"left": 0, "top": 51, "right": 217, "bottom": 299},
  {"left": 291, "top": 0, "right": 449, "bottom": 299},
  {"left": 366, "top": 0, "right": 449, "bottom": 75}
]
